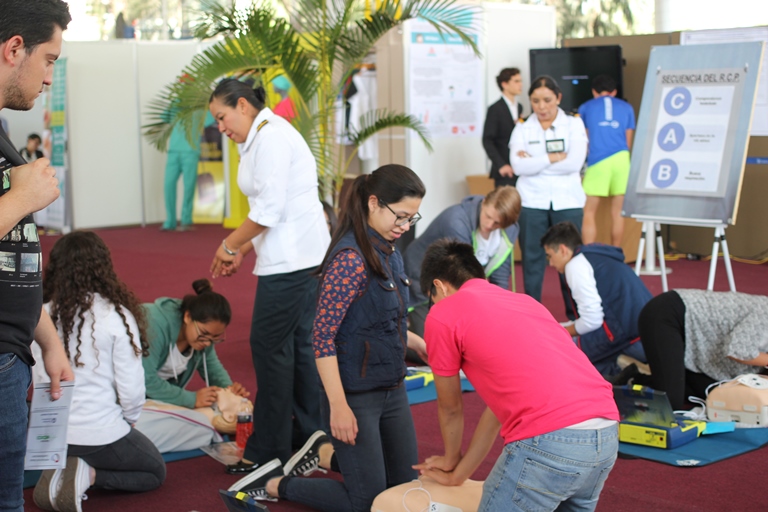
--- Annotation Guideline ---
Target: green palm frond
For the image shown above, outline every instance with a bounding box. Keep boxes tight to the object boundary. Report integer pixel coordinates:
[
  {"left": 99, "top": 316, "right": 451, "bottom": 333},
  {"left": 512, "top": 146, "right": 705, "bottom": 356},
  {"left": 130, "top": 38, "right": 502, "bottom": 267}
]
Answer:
[
  {"left": 144, "top": 0, "right": 478, "bottom": 204},
  {"left": 347, "top": 109, "right": 433, "bottom": 152},
  {"left": 193, "top": 0, "right": 244, "bottom": 39}
]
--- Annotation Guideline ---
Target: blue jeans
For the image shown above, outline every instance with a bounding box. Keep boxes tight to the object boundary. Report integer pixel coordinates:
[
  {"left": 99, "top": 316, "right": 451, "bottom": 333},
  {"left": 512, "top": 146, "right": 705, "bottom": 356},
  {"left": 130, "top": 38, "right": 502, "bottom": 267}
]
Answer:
[
  {"left": 283, "top": 385, "right": 418, "bottom": 512},
  {"left": 518, "top": 206, "right": 583, "bottom": 302},
  {"left": 0, "top": 353, "right": 32, "bottom": 512},
  {"left": 479, "top": 424, "right": 618, "bottom": 512}
]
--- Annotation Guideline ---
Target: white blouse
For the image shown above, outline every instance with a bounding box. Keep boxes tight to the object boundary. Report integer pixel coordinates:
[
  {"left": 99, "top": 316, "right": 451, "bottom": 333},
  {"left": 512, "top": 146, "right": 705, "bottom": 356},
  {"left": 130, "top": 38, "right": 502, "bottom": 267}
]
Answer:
[
  {"left": 31, "top": 294, "right": 145, "bottom": 446},
  {"left": 238, "top": 107, "right": 331, "bottom": 276},
  {"left": 509, "top": 108, "right": 588, "bottom": 211}
]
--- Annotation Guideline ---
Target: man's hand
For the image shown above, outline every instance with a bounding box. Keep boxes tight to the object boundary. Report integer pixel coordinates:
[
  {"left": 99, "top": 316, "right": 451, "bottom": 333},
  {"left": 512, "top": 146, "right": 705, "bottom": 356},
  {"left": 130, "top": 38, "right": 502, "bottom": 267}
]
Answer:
[
  {"left": 9, "top": 158, "right": 60, "bottom": 213},
  {"left": 414, "top": 454, "right": 459, "bottom": 473},
  {"left": 195, "top": 386, "right": 221, "bottom": 408},
  {"left": 415, "top": 466, "right": 465, "bottom": 487},
  {"left": 40, "top": 342, "right": 74, "bottom": 401},
  {"left": 499, "top": 164, "right": 514, "bottom": 177},
  {"left": 516, "top": 150, "right": 531, "bottom": 158}
]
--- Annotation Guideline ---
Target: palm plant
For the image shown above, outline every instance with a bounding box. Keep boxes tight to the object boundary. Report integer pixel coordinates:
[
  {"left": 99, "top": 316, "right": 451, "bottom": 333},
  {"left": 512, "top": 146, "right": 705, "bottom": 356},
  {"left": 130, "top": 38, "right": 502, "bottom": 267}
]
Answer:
[{"left": 143, "top": 0, "right": 480, "bottom": 203}]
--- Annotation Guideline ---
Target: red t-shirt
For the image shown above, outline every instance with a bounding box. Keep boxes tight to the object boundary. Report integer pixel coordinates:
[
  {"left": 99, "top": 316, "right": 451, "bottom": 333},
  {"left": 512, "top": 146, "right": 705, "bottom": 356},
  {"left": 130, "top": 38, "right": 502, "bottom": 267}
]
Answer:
[{"left": 425, "top": 279, "right": 619, "bottom": 444}]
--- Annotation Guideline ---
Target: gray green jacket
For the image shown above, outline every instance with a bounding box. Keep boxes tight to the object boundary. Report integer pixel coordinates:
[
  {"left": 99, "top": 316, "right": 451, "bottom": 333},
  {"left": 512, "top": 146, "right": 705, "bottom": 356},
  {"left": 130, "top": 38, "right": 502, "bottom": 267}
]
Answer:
[
  {"left": 142, "top": 298, "right": 233, "bottom": 409},
  {"left": 403, "top": 195, "right": 519, "bottom": 305}
]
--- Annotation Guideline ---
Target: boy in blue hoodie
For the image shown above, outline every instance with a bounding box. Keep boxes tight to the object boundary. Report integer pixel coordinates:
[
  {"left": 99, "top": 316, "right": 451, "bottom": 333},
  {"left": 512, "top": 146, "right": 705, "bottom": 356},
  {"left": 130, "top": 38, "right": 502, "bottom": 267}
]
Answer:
[{"left": 541, "top": 222, "right": 650, "bottom": 376}]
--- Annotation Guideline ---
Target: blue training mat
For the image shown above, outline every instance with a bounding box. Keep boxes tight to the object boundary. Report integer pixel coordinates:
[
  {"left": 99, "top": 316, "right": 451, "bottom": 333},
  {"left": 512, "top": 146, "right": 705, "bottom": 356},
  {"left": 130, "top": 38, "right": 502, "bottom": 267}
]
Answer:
[
  {"left": 618, "top": 428, "right": 768, "bottom": 467},
  {"left": 407, "top": 379, "right": 475, "bottom": 405}
]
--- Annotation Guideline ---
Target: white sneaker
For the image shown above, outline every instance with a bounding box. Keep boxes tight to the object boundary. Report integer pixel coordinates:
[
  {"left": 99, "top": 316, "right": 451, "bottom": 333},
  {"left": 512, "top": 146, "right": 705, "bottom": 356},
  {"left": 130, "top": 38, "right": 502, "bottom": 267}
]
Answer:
[
  {"left": 33, "top": 468, "right": 64, "bottom": 511},
  {"left": 56, "top": 457, "right": 91, "bottom": 512}
]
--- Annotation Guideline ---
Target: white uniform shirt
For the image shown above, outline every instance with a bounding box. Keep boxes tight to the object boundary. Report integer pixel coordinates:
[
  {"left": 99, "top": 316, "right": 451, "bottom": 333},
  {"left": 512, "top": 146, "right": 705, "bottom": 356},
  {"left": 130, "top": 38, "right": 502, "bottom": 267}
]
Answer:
[
  {"left": 509, "top": 108, "right": 588, "bottom": 211},
  {"left": 237, "top": 108, "right": 331, "bottom": 276},
  {"left": 31, "top": 294, "right": 145, "bottom": 446},
  {"left": 564, "top": 253, "right": 604, "bottom": 335}
]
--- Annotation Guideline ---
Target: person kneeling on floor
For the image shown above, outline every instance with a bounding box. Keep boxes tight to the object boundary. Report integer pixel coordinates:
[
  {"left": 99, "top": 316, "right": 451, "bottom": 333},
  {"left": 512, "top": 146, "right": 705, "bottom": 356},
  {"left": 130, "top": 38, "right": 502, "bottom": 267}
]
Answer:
[
  {"left": 31, "top": 232, "right": 166, "bottom": 512},
  {"left": 541, "top": 221, "right": 651, "bottom": 377},
  {"left": 136, "top": 279, "right": 251, "bottom": 452},
  {"left": 415, "top": 239, "right": 619, "bottom": 512}
]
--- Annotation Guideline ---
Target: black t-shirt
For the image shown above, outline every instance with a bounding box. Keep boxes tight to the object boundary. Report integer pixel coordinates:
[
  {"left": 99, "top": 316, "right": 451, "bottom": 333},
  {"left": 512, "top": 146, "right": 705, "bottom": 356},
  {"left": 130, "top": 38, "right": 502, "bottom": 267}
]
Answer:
[{"left": 0, "top": 127, "right": 43, "bottom": 365}]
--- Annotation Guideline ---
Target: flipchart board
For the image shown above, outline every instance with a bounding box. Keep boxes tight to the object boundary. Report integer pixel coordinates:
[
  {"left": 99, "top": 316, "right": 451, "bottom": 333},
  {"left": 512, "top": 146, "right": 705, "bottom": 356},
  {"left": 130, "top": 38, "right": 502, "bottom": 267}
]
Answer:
[{"left": 622, "top": 42, "right": 764, "bottom": 226}]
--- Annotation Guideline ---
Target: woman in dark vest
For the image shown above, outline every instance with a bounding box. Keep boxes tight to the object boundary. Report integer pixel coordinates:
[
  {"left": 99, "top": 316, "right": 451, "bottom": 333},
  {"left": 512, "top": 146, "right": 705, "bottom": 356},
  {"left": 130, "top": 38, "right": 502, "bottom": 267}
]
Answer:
[{"left": 229, "top": 165, "right": 428, "bottom": 511}]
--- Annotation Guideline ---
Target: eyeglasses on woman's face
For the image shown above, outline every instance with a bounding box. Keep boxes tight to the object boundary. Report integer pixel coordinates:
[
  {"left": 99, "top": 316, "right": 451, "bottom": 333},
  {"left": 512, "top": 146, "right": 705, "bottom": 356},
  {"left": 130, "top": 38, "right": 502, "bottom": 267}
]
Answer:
[
  {"left": 378, "top": 200, "right": 422, "bottom": 227},
  {"left": 193, "top": 320, "right": 226, "bottom": 345}
]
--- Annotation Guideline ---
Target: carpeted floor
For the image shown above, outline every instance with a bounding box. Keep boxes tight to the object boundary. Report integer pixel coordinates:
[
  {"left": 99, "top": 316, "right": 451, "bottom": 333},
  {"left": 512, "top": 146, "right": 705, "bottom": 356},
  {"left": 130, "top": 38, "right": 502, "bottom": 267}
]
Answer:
[{"left": 23, "top": 224, "right": 767, "bottom": 512}]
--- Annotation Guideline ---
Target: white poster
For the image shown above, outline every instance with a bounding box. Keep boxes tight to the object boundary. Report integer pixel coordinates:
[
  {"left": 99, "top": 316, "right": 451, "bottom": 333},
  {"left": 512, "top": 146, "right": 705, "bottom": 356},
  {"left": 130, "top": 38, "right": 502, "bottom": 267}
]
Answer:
[
  {"left": 644, "top": 83, "right": 735, "bottom": 193},
  {"left": 638, "top": 67, "right": 744, "bottom": 197},
  {"left": 407, "top": 17, "right": 483, "bottom": 138}
]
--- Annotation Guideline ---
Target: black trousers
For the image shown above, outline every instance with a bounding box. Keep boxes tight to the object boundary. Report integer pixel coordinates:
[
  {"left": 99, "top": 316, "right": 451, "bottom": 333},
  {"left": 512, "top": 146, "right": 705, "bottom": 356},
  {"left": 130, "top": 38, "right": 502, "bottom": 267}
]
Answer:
[
  {"left": 68, "top": 428, "right": 165, "bottom": 492},
  {"left": 636, "top": 291, "right": 716, "bottom": 410},
  {"left": 244, "top": 267, "right": 322, "bottom": 465}
]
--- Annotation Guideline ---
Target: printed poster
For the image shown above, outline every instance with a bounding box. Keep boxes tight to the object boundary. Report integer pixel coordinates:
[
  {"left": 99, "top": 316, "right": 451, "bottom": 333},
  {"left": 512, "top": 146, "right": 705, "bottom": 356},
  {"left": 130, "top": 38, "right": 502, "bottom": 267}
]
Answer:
[{"left": 406, "top": 16, "right": 483, "bottom": 138}]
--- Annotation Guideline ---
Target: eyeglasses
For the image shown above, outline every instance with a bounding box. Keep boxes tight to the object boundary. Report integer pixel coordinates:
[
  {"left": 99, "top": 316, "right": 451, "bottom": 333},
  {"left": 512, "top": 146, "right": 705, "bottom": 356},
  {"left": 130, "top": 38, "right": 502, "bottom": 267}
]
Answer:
[
  {"left": 379, "top": 200, "right": 422, "bottom": 227},
  {"left": 427, "top": 284, "right": 436, "bottom": 311},
  {"left": 193, "top": 321, "right": 226, "bottom": 345}
]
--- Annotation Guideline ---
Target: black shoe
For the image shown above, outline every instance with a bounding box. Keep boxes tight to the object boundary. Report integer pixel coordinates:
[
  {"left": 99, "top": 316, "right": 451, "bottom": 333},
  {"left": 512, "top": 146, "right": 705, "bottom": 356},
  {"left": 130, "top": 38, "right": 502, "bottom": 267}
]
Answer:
[
  {"left": 226, "top": 460, "right": 260, "bottom": 475},
  {"left": 607, "top": 363, "right": 640, "bottom": 386},
  {"left": 228, "top": 458, "right": 283, "bottom": 501},
  {"left": 283, "top": 430, "right": 330, "bottom": 477}
]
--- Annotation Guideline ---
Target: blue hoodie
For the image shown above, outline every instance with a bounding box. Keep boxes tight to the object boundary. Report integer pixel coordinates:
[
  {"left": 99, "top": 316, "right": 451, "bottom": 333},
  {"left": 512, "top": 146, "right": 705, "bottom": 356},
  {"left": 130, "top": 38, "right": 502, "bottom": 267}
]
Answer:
[{"left": 563, "top": 244, "right": 652, "bottom": 364}]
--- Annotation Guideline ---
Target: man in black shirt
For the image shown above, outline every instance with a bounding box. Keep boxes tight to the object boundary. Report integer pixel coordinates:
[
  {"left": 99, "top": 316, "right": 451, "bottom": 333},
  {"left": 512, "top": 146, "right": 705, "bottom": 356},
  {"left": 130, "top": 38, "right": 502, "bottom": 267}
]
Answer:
[
  {"left": 0, "top": 2, "right": 74, "bottom": 511},
  {"left": 482, "top": 68, "right": 524, "bottom": 188}
]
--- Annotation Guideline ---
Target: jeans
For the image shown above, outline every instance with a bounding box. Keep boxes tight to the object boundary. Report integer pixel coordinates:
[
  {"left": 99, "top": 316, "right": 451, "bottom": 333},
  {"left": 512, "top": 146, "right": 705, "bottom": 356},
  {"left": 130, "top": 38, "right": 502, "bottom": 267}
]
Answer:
[
  {"left": 479, "top": 424, "right": 618, "bottom": 512},
  {"left": 283, "top": 385, "right": 418, "bottom": 512},
  {"left": 68, "top": 428, "right": 166, "bottom": 492},
  {"left": 518, "top": 206, "right": 583, "bottom": 302},
  {"left": 0, "top": 353, "right": 31, "bottom": 512},
  {"left": 244, "top": 268, "right": 322, "bottom": 465}
]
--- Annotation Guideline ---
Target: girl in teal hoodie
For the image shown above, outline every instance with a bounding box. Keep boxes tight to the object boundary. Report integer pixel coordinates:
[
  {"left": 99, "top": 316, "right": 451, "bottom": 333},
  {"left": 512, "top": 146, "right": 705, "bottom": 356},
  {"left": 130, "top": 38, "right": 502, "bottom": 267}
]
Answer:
[{"left": 135, "top": 280, "right": 250, "bottom": 452}]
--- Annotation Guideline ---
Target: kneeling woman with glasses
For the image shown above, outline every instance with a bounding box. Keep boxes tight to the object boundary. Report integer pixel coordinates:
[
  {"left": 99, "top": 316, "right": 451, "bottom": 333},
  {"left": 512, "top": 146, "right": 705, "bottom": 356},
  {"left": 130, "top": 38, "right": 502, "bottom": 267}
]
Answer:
[
  {"left": 136, "top": 279, "right": 250, "bottom": 452},
  {"left": 232, "top": 165, "right": 428, "bottom": 511}
]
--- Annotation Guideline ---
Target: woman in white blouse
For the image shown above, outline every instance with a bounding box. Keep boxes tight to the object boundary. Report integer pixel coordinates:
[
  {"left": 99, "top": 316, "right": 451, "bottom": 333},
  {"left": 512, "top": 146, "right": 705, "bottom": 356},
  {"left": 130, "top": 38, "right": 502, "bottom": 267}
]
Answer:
[
  {"left": 208, "top": 79, "right": 331, "bottom": 474},
  {"left": 31, "top": 231, "right": 165, "bottom": 512},
  {"left": 509, "top": 75, "right": 588, "bottom": 302}
]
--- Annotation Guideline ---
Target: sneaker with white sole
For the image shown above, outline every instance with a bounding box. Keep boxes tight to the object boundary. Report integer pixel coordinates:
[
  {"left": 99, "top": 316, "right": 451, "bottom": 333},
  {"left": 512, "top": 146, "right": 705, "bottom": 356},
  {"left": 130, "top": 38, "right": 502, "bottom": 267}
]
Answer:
[
  {"left": 56, "top": 457, "right": 91, "bottom": 512},
  {"left": 33, "top": 468, "right": 64, "bottom": 511},
  {"left": 283, "top": 430, "right": 330, "bottom": 477},
  {"left": 228, "top": 458, "right": 283, "bottom": 501},
  {"left": 284, "top": 430, "right": 331, "bottom": 476}
]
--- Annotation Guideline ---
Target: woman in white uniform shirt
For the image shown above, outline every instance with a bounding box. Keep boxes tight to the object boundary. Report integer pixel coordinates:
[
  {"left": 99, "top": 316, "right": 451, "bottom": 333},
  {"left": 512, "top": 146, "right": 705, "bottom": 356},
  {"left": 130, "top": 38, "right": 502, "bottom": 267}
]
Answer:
[
  {"left": 208, "top": 79, "right": 331, "bottom": 473},
  {"left": 509, "top": 76, "right": 587, "bottom": 302}
]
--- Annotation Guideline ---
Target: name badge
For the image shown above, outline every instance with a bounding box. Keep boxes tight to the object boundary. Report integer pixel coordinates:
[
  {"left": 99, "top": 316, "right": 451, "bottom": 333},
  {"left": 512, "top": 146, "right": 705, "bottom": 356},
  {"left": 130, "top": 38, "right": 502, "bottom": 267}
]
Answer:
[{"left": 546, "top": 139, "right": 565, "bottom": 153}]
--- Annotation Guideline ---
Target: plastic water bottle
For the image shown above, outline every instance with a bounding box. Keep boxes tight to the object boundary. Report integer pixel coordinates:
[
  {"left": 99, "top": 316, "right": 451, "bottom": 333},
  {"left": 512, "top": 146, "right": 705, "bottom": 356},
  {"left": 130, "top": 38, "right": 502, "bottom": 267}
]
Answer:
[{"left": 235, "top": 398, "right": 253, "bottom": 449}]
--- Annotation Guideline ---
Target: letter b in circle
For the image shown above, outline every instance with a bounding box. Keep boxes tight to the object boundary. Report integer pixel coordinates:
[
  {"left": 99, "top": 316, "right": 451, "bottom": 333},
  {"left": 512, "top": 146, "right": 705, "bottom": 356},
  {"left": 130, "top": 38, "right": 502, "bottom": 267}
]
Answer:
[
  {"left": 664, "top": 87, "right": 691, "bottom": 116},
  {"left": 651, "top": 159, "right": 678, "bottom": 188}
]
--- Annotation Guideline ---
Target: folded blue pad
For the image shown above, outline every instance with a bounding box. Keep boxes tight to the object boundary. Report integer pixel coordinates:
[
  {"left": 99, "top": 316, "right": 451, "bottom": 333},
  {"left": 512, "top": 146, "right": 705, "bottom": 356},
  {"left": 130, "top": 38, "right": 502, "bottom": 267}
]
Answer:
[{"left": 619, "top": 427, "right": 768, "bottom": 467}]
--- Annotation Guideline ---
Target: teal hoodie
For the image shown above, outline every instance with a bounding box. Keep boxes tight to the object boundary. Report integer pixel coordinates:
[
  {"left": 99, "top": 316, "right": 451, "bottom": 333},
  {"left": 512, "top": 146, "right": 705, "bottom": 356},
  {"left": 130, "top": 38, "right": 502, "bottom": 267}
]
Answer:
[{"left": 142, "top": 298, "right": 233, "bottom": 409}]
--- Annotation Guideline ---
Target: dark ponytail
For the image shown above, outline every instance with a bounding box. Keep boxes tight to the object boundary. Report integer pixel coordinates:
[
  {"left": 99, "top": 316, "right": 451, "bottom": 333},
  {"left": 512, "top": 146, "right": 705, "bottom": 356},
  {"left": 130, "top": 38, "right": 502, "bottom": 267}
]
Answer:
[
  {"left": 179, "top": 279, "right": 232, "bottom": 325},
  {"left": 209, "top": 78, "right": 265, "bottom": 111},
  {"left": 323, "top": 164, "right": 425, "bottom": 278}
]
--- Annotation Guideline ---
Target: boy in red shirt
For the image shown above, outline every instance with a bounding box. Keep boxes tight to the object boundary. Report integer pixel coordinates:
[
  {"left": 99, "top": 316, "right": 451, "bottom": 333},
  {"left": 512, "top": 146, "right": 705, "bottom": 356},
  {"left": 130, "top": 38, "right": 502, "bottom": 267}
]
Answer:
[{"left": 415, "top": 239, "right": 619, "bottom": 512}]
